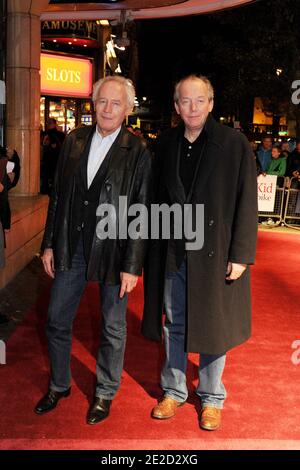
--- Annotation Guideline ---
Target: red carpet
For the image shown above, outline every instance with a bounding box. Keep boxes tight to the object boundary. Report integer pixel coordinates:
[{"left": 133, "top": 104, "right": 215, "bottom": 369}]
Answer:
[{"left": 1, "top": 231, "right": 300, "bottom": 450}]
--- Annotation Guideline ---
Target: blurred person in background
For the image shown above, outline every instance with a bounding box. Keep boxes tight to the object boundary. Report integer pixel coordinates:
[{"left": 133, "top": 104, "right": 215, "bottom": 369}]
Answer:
[
  {"left": 256, "top": 135, "right": 272, "bottom": 172},
  {"left": 286, "top": 139, "right": 300, "bottom": 179},
  {"left": 41, "top": 118, "right": 65, "bottom": 195},
  {"left": 0, "top": 146, "right": 12, "bottom": 324},
  {"left": 6, "top": 145, "right": 21, "bottom": 190},
  {"left": 266, "top": 145, "right": 286, "bottom": 177}
]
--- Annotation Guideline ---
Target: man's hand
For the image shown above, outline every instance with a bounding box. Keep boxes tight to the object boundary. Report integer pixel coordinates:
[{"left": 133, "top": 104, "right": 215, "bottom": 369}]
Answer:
[
  {"left": 119, "top": 272, "right": 138, "bottom": 298},
  {"left": 226, "top": 262, "right": 247, "bottom": 281},
  {"left": 42, "top": 248, "right": 55, "bottom": 278}
]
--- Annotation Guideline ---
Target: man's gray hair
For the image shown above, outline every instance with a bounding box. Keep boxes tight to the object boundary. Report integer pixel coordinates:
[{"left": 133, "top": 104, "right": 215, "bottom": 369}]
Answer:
[
  {"left": 174, "top": 75, "right": 214, "bottom": 103},
  {"left": 93, "top": 75, "right": 136, "bottom": 110}
]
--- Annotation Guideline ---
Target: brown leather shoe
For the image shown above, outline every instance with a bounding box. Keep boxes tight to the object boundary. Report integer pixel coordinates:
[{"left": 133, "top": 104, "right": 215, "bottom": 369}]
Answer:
[
  {"left": 151, "top": 396, "right": 185, "bottom": 420},
  {"left": 199, "top": 406, "right": 221, "bottom": 431}
]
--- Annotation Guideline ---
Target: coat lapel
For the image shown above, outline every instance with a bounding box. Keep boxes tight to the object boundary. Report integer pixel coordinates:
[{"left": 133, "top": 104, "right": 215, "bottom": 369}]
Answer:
[
  {"left": 189, "top": 114, "right": 224, "bottom": 200},
  {"left": 165, "top": 127, "right": 186, "bottom": 205},
  {"left": 79, "top": 125, "right": 96, "bottom": 190},
  {"left": 169, "top": 114, "right": 224, "bottom": 202},
  {"left": 62, "top": 125, "right": 95, "bottom": 185},
  {"left": 88, "top": 127, "right": 128, "bottom": 190},
  {"left": 103, "top": 126, "right": 132, "bottom": 174},
  {"left": 188, "top": 140, "right": 220, "bottom": 202},
  {"left": 185, "top": 137, "right": 207, "bottom": 203},
  {"left": 79, "top": 126, "right": 130, "bottom": 191}
]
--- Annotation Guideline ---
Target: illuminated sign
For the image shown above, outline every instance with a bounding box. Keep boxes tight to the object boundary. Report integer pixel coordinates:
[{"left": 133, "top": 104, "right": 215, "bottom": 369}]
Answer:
[
  {"left": 41, "top": 21, "right": 98, "bottom": 41},
  {"left": 41, "top": 53, "right": 93, "bottom": 98}
]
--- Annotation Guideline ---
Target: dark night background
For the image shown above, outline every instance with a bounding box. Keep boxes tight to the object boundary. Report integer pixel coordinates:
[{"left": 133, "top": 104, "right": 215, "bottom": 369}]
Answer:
[
  {"left": 41, "top": 0, "right": 300, "bottom": 135},
  {"left": 134, "top": 0, "right": 300, "bottom": 134}
]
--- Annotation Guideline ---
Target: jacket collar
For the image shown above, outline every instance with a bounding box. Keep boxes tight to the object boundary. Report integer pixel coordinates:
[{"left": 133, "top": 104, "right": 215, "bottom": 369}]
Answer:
[
  {"left": 79, "top": 124, "right": 132, "bottom": 189},
  {"left": 173, "top": 113, "right": 224, "bottom": 149},
  {"left": 117, "top": 125, "right": 133, "bottom": 148},
  {"left": 76, "top": 123, "right": 131, "bottom": 145},
  {"left": 165, "top": 114, "right": 224, "bottom": 204}
]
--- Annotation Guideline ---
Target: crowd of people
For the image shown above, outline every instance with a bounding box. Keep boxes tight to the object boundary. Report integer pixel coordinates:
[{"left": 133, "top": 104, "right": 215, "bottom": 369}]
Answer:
[
  {"left": 249, "top": 135, "right": 300, "bottom": 226},
  {"left": 251, "top": 135, "right": 300, "bottom": 182}
]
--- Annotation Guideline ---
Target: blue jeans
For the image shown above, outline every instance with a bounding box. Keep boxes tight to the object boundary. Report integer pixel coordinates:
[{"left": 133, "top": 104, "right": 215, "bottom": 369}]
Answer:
[
  {"left": 46, "top": 237, "right": 128, "bottom": 400},
  {"left": 161, "top": 260, "right": 227, "bottom": 408}
]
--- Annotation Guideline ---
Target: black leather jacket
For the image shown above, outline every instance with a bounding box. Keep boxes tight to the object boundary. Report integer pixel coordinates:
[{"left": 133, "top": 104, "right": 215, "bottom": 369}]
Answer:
[{"left": 42, "top": 125, "right": 153, "bottom": 284}]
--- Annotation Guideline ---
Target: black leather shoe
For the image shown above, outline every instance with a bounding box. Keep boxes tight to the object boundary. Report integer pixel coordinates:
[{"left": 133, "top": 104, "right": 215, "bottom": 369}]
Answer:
[
  {"left": 34, "top": 388, "right": 71, "bottom": 415},
  {"left": 86, "top": 397, "right": 111, "bottom": 425}
]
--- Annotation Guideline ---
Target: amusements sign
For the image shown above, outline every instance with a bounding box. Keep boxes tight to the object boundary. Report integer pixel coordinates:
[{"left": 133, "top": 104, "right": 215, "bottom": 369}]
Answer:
[{"left": 257, "top": 174, "right": 277, "bottom": 212}]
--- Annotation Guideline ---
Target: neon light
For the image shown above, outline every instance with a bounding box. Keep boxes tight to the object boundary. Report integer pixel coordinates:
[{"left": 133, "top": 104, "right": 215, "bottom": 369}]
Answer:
[{"left": 41, "top": 53, "right": 92, "bottom": 98}]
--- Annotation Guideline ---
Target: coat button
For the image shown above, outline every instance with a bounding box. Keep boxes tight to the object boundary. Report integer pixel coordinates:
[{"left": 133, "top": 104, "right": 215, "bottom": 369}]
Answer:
[
  {"left": 84, "top": 200, "right": 89, "bottom": 206},
  {"left": 76, "top": 226, "right": 82, "bottom": 232},
  {"left": 208, "top": 251, "right": 214, "bottom": 257},
  {"left": 208, "top": 219, "right": 214, "bottom": 227}
]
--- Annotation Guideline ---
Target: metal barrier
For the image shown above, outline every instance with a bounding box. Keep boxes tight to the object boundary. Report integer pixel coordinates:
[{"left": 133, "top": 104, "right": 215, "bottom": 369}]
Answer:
[
  {"left": 283, "top": 177, "right": 300, "bottom": 230},
  {"left": 258, "top": 176, "right": 286, "bottom": 227},
  {"left": 0, "top": 340, "right": 5, "bottom": 365}
]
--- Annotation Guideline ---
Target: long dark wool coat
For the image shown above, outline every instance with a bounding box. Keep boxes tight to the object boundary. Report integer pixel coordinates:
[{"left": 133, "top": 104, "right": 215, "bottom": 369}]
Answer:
[{"left": 142, "top": 114, "right": 258, "bottom": 354}]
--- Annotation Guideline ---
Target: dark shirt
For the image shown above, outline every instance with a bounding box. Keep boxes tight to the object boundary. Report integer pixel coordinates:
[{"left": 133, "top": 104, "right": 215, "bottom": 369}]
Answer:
[
  {"left": 166, "top": 128, "right": 207, "bottom": 274},
  {"left": 179, "top": 130, "right": 207, "bottom": 198}
]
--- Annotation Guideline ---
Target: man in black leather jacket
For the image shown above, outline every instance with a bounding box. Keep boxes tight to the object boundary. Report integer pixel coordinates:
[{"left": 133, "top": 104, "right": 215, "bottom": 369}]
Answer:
[{"left": 34, "top": 76, "right": 152, "bottom": 425}]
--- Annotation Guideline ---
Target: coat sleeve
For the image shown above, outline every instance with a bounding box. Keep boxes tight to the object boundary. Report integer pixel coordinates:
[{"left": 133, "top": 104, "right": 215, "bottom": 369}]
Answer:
[
  {"left": 41, "top": 134, "right": 72, "bottom": 252},
  {"left": 121, "top": 146, "right": 153, "bottom": 276},
  {"left": 228, "top": 134, "right": 258, "bottom": 265},
  {"left": 141, "top": 135, "right": 169, "bottom": 342}
]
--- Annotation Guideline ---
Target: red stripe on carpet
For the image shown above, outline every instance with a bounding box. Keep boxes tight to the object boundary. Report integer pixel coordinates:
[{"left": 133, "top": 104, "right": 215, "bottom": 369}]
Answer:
[
  {"left": 1, "top": 231, "right": 300, "bottom": 450},
  {"left": 1, "top": 438, "right": 300, "bottom": 450}
]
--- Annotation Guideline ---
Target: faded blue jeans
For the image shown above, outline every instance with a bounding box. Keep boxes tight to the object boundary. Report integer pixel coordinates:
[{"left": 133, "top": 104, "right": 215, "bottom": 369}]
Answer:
[
  {"left": 46, "top": 236, "right": 128, "bottom": 399},
  {"left": 161, "top": 259, "right": 227, "bottom": 409}
]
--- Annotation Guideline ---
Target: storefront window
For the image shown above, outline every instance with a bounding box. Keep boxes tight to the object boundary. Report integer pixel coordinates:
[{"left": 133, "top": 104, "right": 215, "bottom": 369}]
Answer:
[
  {"left": 41, "top": 97, "right": 93, "bottom": 133},
  {"left": 40, "top": 97, "right": 45, "bottom": 132},
  {"left": 48, "top": 99, "right": 76, "bottom": 133},
  {"left": 80, "top": 101, "right": 93, "bottom": 126}
]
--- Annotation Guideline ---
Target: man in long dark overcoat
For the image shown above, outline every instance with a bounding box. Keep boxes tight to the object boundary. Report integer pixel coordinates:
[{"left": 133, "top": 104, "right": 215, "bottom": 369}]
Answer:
[{"left": 142, "top": 75, "right": 257, "bottom": 431}]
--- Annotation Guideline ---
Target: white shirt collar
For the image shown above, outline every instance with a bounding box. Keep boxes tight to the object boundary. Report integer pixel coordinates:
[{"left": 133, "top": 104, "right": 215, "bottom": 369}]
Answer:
[{"left": 96, "top": 125, "right": 121, "bottom": 142}]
